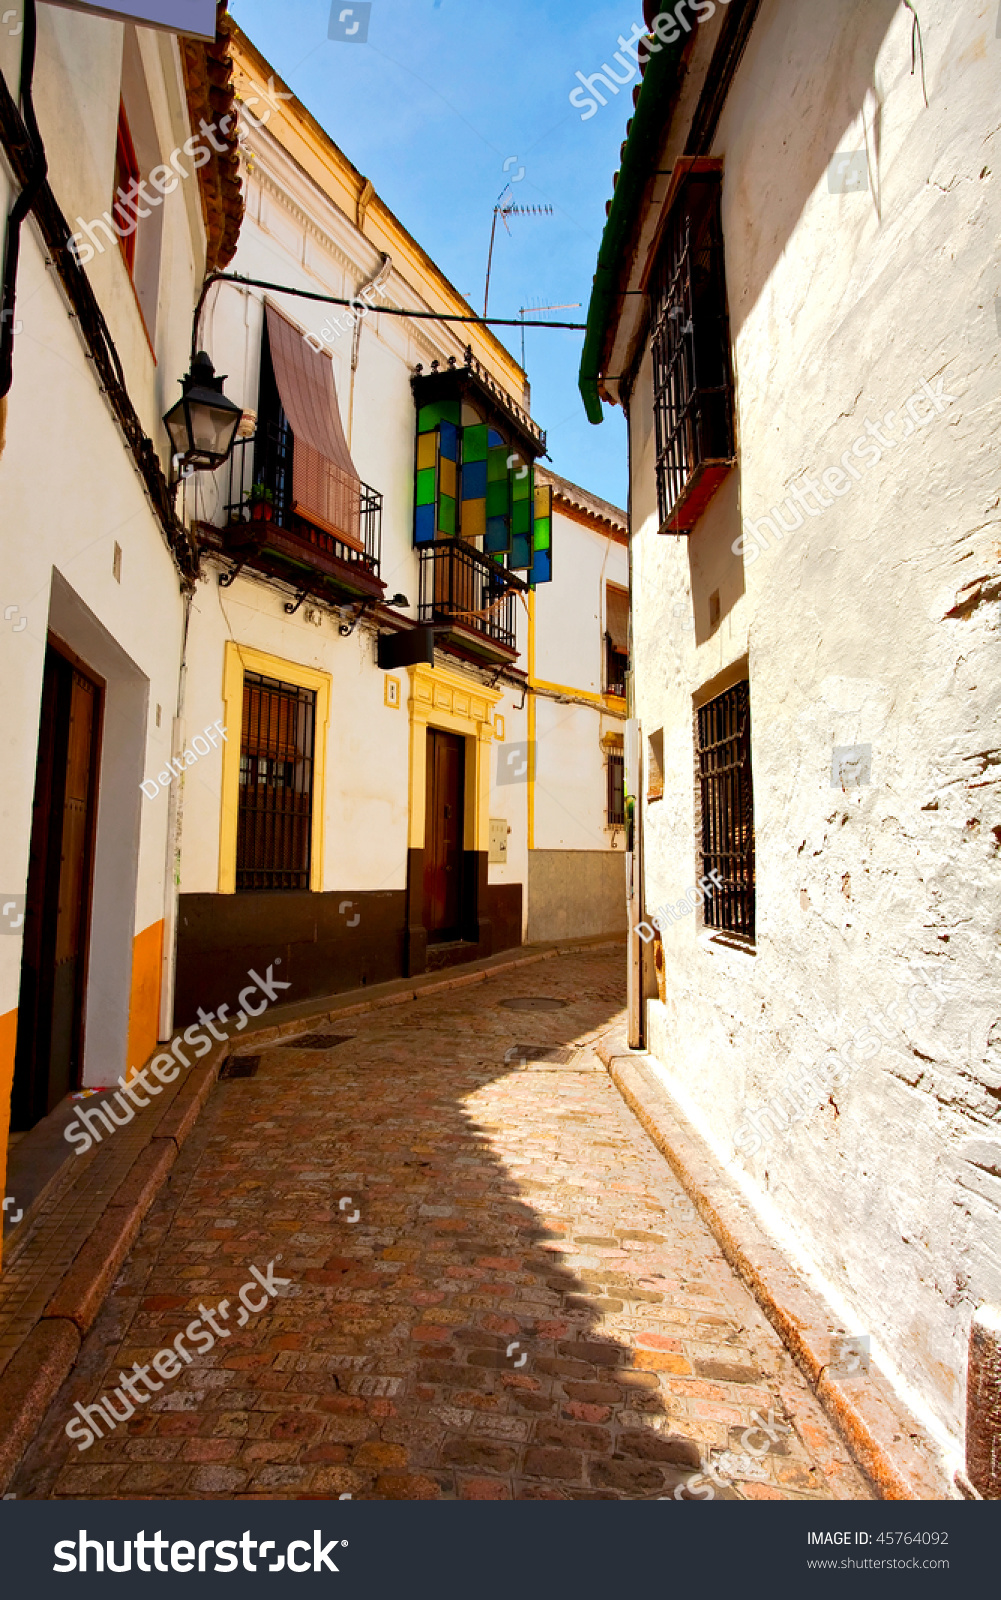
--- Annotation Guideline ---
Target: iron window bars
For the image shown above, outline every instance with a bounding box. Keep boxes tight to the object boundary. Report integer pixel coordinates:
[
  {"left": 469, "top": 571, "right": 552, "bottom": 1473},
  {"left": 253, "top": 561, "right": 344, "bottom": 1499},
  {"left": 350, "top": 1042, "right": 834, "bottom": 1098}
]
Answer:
[
  {"left": 237, "top": 672, "right": 316, "bottom": 891},
  {"left": 607, "top": 752, "right": 626, "bottom": 828},
  {"left": 605, "top": 633, "right": 629, "bottom": 697},
  {"left": 650, "top": 172, "right": 735, "bottom": 532},
  {"left": 697, "top": 680, "right": 754, "bottom": 940}
]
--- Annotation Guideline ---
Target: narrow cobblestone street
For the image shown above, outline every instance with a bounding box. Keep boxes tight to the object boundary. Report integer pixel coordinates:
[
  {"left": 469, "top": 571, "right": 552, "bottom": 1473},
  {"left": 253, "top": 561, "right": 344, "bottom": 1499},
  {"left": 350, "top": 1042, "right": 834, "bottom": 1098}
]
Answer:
[{"left": 14, "top": 949, "right": 870, "bottom": 1502}]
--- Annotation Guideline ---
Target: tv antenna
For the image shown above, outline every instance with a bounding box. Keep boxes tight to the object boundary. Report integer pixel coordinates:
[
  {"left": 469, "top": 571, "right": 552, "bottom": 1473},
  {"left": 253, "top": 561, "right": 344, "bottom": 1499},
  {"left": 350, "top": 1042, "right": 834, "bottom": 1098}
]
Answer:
[
  {"left": 483, "top": 189, "right": 554, "bottom": 319},
  {"left": 517, "top": 300, "right": 581, "bottom": 368}
]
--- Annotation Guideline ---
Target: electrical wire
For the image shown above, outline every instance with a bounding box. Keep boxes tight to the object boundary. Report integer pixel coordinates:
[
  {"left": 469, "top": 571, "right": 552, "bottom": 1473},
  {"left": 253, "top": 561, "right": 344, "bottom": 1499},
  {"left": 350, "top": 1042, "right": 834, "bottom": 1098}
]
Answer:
[{"left": 0, "top": 0, "right": 46, "bottom": 398}]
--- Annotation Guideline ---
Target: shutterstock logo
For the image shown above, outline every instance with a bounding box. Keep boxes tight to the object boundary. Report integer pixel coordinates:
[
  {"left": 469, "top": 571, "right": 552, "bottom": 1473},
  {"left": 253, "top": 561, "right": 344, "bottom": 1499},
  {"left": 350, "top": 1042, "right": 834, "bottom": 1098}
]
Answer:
[{"left": 54, "top": 1529, "right": 347, "bottom": 1574}]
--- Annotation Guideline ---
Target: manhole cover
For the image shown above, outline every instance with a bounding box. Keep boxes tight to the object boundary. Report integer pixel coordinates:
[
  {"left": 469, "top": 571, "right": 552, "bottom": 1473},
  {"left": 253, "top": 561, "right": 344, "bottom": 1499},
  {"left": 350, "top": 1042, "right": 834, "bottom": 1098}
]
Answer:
[
  {"left": 280, "top": 1033, "right": 354, "bottom": 1050},
  {"left": 220, "top": 1056, "right": 260, "bottom": 1079},
  {"left": 499, "top": 997, "right": 569, "bottom": 1012}
]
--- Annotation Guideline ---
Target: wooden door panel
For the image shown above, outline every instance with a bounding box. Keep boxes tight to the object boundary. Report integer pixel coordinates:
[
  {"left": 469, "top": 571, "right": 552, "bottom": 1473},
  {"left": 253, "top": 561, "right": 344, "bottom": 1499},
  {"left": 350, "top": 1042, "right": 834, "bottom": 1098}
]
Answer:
[
  {"left": 423, "top": 730, "right": 464, "bottom": 939},
  {"left": 12, "top": 646, "right": 101, "bottom": 1127}
]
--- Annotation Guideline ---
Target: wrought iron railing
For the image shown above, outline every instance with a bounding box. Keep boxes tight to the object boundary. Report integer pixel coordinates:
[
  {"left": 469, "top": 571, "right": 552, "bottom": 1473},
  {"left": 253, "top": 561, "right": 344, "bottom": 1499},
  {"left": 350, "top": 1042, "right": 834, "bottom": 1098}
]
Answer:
[
  {"left": 418, "top": 540, "right": 523, "bottom": 653},
  {"left": 223, "top": 425, "right": 383, "bottom": 577}
]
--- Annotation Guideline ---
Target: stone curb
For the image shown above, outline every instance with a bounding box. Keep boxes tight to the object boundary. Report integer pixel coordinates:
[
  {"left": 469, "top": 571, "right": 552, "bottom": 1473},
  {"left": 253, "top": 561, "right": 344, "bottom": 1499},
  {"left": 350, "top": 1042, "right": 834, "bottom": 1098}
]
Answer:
[
  {"left": 0, "top": 939, "right": 622, "bottom": 1492},
  {"left": 0, "top": 1044, "right": 228, "bottom": 1493},
  {"left": 0, "top": 1318, "right": 80, "bottom": 1493},
  {"left": 598, "top": 1032, "right": 954, "bottom": 1502}
]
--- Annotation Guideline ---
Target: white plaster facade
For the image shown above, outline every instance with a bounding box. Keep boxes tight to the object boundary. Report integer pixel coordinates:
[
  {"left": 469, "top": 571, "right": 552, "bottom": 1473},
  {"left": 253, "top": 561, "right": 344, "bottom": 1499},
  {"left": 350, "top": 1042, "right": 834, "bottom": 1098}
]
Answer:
[
  {"left": 0, "top": 1, "right": 215, "bottom": 1180},
  {"left": 173, "top": 27, "right": 628, "bottom": 1007},
  {"left": 602, "top": 0, "right": 1001, "bottom": 1454}
]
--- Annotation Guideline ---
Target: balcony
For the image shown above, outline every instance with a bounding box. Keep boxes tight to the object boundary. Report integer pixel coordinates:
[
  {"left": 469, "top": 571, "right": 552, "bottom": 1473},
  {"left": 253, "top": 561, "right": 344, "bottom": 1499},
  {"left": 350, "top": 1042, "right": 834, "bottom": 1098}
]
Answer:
[
  {"left": 418, "top": 540, "right": 526, "bottom": 665},
  {"left": 198, "top": 425, "right": 385, "bottom": 605}
]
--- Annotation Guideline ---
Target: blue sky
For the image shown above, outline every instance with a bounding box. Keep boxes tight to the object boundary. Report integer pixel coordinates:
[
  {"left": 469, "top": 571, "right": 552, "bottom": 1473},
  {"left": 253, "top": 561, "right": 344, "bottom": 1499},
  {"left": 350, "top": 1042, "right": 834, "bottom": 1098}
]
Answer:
[{"left": 228, "top": 0, "right": 636, "bottom": 508}]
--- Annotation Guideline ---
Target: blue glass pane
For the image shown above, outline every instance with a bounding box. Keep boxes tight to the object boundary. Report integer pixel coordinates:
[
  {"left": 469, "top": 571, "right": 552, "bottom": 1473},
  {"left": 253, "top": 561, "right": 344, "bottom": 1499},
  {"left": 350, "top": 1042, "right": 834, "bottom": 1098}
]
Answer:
[
  {"left": 439, "top": 421, "right": 458, "bottom": 462},
  {"left": 531, "top": 549, "right": 552, "bottom": 584},
  {"left": 510, "top": 533, "right": 532, "bottom": 569},
  {"left": 415, "top": 503, "right": 435, "bottom": 544},
  {"left": 484, "top": 516, "right": 510, "bottom": 553},
  {"left": 461, "top": 459, "right": 488, "bottom": 500},
  {"left": 487, "top": 428, "right": 506, "bottom": 449}
]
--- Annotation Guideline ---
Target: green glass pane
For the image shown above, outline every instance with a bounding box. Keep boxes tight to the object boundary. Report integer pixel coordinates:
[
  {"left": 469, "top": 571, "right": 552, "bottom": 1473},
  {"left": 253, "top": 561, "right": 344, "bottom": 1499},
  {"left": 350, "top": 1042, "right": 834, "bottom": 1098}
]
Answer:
[
  {"left": 533, "top": 517, "right": 551, "bottom": 551},
  {"left": 416, "top": 468, "right": 436, "bottom": 506},
  {"left": 462, "top": 423, "right": 489, "bottom": 463},
  {"left": 511, "top": 469, "right": 531, "bottom": 501},
  {"left": 487, "top": 446, "right": 509, "bottom": 481},
  {"left": 438, "top": 494, "right": 456, "bottom": 536},
  {"left": 418, "top": 399, "right": 461, "bottom": 431},
  {"left": 512, "top": 498, "right": 531, "bottom": 536},
  {"left": 486, "top": 479, "right": 509, "bottom": 518}
]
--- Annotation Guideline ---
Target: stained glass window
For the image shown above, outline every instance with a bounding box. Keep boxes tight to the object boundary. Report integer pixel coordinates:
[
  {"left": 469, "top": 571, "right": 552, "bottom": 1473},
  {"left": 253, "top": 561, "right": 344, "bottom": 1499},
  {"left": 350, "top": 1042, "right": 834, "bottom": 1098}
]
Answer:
[{"left": 414, "top": 400, "right": 461, "bottom": 545}]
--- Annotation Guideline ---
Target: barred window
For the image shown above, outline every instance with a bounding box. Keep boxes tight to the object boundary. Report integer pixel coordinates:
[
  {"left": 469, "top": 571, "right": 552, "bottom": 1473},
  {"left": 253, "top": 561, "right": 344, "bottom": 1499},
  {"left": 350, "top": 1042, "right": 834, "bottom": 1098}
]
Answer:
[
  {"left": 650, "top": 169, "right": 735, "bottom": 533},
  {"left": 697, "top": 681, "right": 754, "bottom": 940},
  {"left": 237, "top": 672, "right": 316, "bottom": 891},
  {"left": 607, "top": 753, "right": 625, "bottom": 827}
]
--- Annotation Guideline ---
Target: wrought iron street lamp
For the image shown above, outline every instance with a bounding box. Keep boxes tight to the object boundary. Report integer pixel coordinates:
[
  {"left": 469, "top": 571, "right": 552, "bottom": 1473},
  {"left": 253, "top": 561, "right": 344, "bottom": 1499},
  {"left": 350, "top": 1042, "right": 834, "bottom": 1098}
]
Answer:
[{"left": 163, "top": 350, "right": 243, "bottom": 472}]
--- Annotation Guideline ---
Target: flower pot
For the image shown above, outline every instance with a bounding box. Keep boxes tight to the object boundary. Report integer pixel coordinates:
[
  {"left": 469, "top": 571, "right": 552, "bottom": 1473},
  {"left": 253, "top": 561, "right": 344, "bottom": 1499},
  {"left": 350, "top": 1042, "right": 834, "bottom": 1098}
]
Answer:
[{"left": 251, "top": 502, "right": 273, "bottom": 522}]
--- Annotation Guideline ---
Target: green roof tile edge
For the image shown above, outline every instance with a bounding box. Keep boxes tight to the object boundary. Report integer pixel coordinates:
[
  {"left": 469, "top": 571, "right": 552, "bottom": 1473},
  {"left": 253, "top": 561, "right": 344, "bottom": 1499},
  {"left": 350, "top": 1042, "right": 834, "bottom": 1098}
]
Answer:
[{"left": 577, "top": 34, "right": 686, "bottom": 425}]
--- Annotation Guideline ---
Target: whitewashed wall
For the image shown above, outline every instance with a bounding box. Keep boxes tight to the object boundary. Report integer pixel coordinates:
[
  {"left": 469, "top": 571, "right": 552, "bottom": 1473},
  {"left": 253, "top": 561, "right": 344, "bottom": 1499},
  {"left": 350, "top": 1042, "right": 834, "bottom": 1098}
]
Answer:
[
  {"left": 630, "top": 0, "right": 1001, "bottom": 1450},
  {"left": 0, "top": 8, "right": 205, "bottom": 1081}
]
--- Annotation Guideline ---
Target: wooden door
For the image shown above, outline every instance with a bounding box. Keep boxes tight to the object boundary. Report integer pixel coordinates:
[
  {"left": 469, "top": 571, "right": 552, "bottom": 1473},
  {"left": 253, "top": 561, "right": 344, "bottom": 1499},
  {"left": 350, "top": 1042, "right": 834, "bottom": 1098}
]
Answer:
[
  {"left": 423, "top": 729, "right": 464, "bottom": 941},
  {"left": 12, "top": 646, "right": 101, "bottom": 1128}
]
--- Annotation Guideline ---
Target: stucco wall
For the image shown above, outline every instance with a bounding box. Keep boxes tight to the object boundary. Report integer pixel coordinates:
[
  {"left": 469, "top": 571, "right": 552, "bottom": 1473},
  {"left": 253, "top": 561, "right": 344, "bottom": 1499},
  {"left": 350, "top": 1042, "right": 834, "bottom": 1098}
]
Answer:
[
  {"left": 630, "top": 0, "right": 1001, "bottom": 1449},
  {"left": 0, "top": 6, "right": 207, "bottom": 1132},
  {"left": 526, "top": 850, "right": 628, "bottom": 945}
]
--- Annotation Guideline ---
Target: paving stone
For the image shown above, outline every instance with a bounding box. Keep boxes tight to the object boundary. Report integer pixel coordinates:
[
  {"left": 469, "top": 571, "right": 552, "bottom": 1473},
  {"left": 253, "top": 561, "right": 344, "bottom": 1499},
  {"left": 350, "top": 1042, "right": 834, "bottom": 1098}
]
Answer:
[{"left": 9, "top": 950, "right": 872, "bottom": 1501}]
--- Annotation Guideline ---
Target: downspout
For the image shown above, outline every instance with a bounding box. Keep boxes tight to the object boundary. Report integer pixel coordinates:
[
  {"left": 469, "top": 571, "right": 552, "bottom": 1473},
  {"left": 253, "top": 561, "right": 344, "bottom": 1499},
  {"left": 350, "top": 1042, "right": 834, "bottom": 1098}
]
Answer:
[
  {"left": 159, "top": 583, "right": 194, "bottom": 1043},
  {"left": 623, "top": 393, "right": 644, "bottom": 1050}
]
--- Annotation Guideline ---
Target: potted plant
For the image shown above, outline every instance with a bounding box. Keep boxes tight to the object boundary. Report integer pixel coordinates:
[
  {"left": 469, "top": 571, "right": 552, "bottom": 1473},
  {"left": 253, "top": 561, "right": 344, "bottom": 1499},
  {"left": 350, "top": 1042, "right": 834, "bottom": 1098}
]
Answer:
[{"left": 246, "top": 482, "right": 274, "bottom": 522}]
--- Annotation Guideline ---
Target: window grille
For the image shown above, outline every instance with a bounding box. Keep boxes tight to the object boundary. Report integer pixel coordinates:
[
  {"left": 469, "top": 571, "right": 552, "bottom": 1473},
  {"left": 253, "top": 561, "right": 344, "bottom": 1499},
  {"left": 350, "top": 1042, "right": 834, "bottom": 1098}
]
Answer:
[
  {"left": 237, "top": 672, "right": 316, "bottom": 891},
  {"left": 697, "top": 680, "right": 754, "bottom": 939},
  {"left": 607, "top": 753, "right": 625, "bottom": 827},
  {"left": 650, "top": 172, "right": 735, "bottom": 531}
]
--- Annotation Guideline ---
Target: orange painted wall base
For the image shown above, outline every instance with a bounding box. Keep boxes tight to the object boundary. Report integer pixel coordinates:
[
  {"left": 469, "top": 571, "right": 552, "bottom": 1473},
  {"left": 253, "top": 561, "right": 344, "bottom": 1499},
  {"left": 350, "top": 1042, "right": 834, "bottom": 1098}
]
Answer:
[{"left": 125, "top": 920, "right": 164, "bottom": 1082}]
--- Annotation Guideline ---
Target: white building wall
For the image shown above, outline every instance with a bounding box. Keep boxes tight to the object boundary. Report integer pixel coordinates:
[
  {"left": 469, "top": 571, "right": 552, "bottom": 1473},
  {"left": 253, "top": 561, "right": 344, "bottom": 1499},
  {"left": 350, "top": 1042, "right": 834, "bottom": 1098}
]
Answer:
[
  {"left": 0, "top": 7, "right": 209, "bottom": 1106},
  {"left": 631, "top": 0, "right": 1001, "bottom": 1447}
]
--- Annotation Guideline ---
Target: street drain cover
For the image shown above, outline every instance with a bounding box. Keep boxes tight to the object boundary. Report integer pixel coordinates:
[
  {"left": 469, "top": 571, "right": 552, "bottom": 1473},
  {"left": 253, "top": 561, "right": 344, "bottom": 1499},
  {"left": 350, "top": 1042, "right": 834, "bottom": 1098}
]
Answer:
[
  {"left": 510, "top": 1045, "right": 576, "bottom": 1065},
  {"left": 280, "top": 1033, "right": 354, "bottom": 1050},
  {"left": 220, "top": 1056, "right": 260, "bottom": 1079},
  {"left": 499, "top": 997, "right": 569, "bottom": 1012}
]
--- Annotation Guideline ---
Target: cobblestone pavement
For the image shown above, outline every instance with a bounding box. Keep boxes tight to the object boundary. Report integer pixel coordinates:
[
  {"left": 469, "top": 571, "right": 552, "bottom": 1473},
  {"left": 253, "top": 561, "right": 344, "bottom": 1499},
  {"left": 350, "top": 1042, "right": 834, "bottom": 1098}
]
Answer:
[{"left": 14, "top": 948, "right": 871, "bottom": 1501}]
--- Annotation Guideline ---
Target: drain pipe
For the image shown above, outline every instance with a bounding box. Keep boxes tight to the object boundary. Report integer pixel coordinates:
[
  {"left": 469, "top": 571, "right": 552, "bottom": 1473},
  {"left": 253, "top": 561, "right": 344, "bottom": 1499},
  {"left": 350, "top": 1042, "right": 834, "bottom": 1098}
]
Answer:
[
  {"left": 158, "top": 583, "right": 193, "bottom": 1042},
  {"left": 623, "top": 397, "right": 644, "bottom": 1049}
]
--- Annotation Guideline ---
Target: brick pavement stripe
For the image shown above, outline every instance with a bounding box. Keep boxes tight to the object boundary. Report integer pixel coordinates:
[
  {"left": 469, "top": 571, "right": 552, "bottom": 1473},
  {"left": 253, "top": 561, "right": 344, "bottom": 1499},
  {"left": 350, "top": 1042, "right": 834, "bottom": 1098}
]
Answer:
[{"left": 9, "top": 951, "right": 872, "bottom": 1502}]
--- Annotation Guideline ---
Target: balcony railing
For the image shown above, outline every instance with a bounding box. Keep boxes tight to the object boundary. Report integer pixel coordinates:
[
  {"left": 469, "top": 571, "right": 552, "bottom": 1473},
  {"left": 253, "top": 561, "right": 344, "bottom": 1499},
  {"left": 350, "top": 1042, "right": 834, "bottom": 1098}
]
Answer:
[
  {"left": 418, "top": 540, "right": 524, "bottom": 655},
  {"left": 223, "top": 425, "right": 382, "bottom": 578}
]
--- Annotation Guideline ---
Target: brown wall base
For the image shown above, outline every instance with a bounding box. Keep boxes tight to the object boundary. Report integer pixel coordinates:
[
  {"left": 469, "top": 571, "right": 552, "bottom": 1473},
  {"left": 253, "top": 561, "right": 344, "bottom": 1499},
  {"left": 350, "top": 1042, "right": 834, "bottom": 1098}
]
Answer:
[
  {"left": 175, "top": 881, "right": 524, "bottom": 1027},
  {"left": 174, "top": 890, "right": 406, "bottom": 1029}
]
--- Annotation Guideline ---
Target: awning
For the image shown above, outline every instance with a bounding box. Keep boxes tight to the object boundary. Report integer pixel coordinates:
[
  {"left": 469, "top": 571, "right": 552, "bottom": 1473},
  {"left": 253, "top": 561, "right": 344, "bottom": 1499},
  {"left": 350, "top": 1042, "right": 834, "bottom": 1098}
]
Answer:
[
  {"left": 606, "top": 583, "right": 629, "bottom": 651},
  {"left": 265, "top": 301, "right": 363, "bottom": 551}
]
